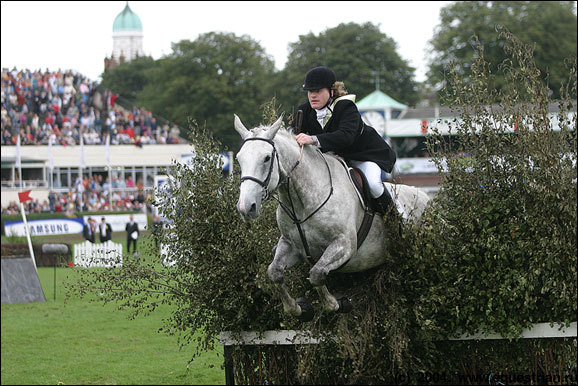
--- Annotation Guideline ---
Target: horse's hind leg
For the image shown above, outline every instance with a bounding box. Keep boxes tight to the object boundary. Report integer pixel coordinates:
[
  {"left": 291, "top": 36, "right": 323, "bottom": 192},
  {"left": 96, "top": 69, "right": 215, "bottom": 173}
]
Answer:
[{"left": 268, "top": 236, "right": 304, "bottom": 317}]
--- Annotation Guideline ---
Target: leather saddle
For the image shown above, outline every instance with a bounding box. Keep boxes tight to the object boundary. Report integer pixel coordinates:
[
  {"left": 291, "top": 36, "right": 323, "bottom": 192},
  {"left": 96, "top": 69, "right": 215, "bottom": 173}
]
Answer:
[
  {"left": 349, "top": 168, "right": 376, "bottom": 213},
  {"left": 348, "top": 167, "right": 376, "bottom": 249}
]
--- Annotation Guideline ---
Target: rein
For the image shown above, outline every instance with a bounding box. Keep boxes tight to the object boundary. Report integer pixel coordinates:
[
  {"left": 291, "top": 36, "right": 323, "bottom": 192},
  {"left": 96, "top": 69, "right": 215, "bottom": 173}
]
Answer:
[
  {"left": 239, "top": 137, "right": 334, "bottom": 261},
  {"left": 273, "top": 147, "right": 333, "bottom": 260}
]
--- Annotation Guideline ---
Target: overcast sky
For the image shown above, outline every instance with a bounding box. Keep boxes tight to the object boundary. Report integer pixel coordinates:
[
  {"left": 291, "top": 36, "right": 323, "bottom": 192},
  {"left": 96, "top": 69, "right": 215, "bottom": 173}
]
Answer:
[{"left": 1, "top": 1, "right": 452, "bottom": 83}]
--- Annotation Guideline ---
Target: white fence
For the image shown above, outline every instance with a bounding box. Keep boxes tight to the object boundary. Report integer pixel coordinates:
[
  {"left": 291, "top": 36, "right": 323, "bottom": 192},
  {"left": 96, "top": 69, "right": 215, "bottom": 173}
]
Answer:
[
  {"left": 219, "top": 323, "right": 577, "bottom": 384},
  {"left": 73, "top": 240, "right": 123, "bottom": 268}
]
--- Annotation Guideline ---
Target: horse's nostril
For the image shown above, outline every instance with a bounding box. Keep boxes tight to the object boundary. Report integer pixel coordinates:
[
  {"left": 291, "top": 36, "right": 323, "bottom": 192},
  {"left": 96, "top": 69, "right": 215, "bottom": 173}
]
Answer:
[{"left": 250, "top": 203, "right": 257, "bottom": 212}]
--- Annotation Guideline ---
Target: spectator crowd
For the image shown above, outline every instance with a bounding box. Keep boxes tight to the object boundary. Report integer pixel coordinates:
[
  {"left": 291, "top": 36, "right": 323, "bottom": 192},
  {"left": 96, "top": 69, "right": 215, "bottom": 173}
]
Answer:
[
  {"left": 1, "top": 67, "right": 182, "bottom": 147},
  {"left": 1, "top": 174, "right": 154, "bottom": 215}
]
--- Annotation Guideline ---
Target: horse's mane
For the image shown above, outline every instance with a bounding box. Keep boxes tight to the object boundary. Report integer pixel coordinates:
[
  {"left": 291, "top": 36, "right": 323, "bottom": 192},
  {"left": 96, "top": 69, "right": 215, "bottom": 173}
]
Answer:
[
  {"left": 274, "top": 125, "right": 345, "bottom": 163},
  {"left": 249, "top": 124, "right": 296, "bottom": 145},
  {"left": 249, "top": 122, "right": 345, "bottom": 163},
  {"left": 249, "top": 124, "right": 294, "bottom": 135},
  {"left": 275, "top": 126, "right": 297, "bottom": 141}
]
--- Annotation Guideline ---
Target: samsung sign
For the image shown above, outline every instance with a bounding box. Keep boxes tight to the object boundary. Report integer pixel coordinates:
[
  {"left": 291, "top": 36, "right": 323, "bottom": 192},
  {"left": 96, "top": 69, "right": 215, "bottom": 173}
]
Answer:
[{"left": 5, "top": 218, "right": 85, "bottom": 237}]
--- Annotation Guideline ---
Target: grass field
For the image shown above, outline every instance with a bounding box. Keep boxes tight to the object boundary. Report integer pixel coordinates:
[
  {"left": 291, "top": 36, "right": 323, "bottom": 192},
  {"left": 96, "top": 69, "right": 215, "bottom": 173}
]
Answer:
[{"left": 1, "top": 232, "right": 225, "bottom": 385}]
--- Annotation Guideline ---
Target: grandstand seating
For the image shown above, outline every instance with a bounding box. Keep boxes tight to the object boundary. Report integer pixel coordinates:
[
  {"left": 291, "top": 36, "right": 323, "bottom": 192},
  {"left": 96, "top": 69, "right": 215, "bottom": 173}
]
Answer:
[
  {"left": 1, "top": 68, "right": 188, "bottom": 215},
  {"left": 1, "top": 68, "right": 182, "bottom": 147}
]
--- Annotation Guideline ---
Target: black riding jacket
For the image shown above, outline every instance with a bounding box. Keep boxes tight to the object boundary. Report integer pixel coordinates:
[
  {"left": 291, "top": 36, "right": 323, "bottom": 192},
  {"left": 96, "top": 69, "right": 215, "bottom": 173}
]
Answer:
[{"left": 291, "top": 98, "right": 396, "bottom": 173}]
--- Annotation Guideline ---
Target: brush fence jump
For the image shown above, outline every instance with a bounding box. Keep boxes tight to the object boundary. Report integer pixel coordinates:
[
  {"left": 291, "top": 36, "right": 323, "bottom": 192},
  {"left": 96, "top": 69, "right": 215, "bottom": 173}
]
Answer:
[
  {"left": 74, "top": 240, "right": 123, "bottom": 268},
  {"left": 219, "top": 323, "right": 576, "bottom": 385},
  {"left": 219, "top": 330, "right": 325, "bottom": 385}
]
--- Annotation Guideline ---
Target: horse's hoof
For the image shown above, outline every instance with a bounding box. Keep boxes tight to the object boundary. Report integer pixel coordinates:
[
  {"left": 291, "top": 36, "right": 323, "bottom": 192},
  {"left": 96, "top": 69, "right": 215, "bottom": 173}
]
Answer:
[
  {"left": 296, "top": 298, "right": 314, "bottom": 322},
  {"left": 335, "top": 294, "right": 353, "bottom": 313}
]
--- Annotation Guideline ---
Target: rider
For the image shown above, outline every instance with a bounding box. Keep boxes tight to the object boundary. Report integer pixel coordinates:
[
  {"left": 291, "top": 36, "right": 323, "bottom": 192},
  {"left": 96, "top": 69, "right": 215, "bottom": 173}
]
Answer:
[{"left": 292, "top": 66, "right": 396, "bottom": 214}]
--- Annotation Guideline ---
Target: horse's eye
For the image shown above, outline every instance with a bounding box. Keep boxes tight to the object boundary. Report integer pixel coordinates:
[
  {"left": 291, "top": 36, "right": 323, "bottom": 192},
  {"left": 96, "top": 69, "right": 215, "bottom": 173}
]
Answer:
[{"left": 264, "top": 155, "right": 271, "bottom": 163}]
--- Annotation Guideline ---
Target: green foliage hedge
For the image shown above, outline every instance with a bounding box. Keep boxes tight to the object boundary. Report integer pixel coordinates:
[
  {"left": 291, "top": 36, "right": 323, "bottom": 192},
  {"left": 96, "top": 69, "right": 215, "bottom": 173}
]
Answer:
[
  {"left": 413, "top": 31, "right": 577, "bottom": 340},
  {"left": 67, "top": 31, "right": 576, "bottom": 384}
]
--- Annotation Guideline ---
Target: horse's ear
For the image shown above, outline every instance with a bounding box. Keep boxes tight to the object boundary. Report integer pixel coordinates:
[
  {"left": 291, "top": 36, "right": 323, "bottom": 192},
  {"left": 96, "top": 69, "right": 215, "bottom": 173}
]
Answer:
[
  {"left": 265, "top": 114, "right": 284, "bottom": 139},
  {"left": 234, "top": 114, "right": 250, "bottom": 139}
]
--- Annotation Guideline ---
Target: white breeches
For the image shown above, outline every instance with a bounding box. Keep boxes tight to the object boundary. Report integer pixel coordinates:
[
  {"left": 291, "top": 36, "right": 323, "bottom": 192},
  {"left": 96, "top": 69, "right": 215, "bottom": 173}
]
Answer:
[{"left": 349, "top": 160, "right": 384, "bottom": 198}]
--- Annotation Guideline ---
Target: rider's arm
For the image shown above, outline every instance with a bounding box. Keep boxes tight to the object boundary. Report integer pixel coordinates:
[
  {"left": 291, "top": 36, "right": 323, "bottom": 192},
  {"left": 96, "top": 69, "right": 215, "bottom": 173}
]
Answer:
[{"left": 314, "top": 100, "right": 360, "bottom": 152}]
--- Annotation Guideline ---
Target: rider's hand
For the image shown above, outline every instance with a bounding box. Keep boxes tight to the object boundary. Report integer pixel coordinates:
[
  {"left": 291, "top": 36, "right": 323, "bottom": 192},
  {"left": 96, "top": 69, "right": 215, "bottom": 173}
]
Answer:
[{"left": 295, "top": 133, "right": 315, "bottom": 146}]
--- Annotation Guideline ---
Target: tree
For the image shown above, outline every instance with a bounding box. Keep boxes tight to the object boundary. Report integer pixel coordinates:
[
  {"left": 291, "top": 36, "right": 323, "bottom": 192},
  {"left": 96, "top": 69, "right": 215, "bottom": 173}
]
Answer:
[
  {"left": 426, "top": 1, "right": 577, "bottom": 100},
  {"left": 101, "top": 56, "right": 158, "bottom": 101},
  {"left": 272, "top": 22, "right": 419, "bottom": 115},
  {"left": 137, "top": 32, "right": 276, "bottom": 151}
]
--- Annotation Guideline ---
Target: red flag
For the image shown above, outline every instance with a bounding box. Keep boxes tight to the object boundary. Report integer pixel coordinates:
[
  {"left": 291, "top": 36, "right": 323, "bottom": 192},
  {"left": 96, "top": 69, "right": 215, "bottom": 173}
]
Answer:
[{"left": 18, "top": 190, "right": 33, "bottom": 203}]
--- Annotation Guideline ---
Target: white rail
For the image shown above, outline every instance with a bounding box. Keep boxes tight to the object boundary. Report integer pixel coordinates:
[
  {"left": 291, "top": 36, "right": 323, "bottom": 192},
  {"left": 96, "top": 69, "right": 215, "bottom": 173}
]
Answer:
[
  {"left": 220, "top": 322, "right": 577, "bottom": 347},
  {"left": 73, "top": 240, "right": 123, "bottom": 268}
]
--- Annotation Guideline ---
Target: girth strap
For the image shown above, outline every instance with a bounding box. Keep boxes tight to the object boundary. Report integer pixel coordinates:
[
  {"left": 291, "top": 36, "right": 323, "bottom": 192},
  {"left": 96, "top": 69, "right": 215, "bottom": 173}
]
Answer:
[{"left": 356, "top": 210, "right": 375, "bottom": 249}]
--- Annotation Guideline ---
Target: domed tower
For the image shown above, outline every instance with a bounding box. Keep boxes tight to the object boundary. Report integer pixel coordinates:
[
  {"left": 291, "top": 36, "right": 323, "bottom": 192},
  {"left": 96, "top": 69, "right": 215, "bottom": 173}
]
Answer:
[{"left": 105, "top": 2, "right": 144, "bottom": 71}]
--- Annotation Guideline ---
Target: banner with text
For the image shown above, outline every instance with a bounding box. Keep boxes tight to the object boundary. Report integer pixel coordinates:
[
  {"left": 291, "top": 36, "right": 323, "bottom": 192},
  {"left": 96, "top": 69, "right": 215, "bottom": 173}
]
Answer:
[{"left": 5, "top": 218, "right": 84, "bottom": 237}]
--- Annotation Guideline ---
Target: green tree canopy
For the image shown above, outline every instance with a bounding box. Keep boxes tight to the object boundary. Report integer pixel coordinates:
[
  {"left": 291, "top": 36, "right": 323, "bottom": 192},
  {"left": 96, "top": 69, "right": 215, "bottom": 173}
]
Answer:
[
  {"left": 100, "top": 23, "right": 420, "bottom": 148},
  {"left": 273, "top": 22, "right": 419, "bottom": 115},
  {"left": 101, "top": 56, "right": 158, "bottom": 101},
  {"left": 137, "top": 32, "right": 276, "bottom": 151},
  {"left": 426, "top": 1, "right": 577, "bottom": 100}
]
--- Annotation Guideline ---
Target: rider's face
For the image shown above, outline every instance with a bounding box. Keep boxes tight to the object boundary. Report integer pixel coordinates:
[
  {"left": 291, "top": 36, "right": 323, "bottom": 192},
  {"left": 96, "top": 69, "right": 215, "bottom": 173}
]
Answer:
[{"left": 308, "top": 88, "right": 331, "bottom": 110}]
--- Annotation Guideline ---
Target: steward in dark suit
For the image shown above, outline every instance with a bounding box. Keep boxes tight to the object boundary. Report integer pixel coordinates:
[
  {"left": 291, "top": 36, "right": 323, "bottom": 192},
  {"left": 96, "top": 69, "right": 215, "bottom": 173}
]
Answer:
[
  {"left": 83, "top": 217, "right": 96, "bottom": 243},
  {"left": 292, "top": 66, "right": 396, "bottom": 213},
  {"left": 99, "top": 217, "right": 112, "bottom": 243},
  {"left": 125, "top": 215, "right": 139, "bottom": 254}
]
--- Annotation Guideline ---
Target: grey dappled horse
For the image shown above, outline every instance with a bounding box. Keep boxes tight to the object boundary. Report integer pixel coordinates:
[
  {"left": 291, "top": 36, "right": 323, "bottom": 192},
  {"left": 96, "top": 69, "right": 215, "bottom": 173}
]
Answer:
[{"left": 234, "top": 114, "right": 430, "bottom": 321}]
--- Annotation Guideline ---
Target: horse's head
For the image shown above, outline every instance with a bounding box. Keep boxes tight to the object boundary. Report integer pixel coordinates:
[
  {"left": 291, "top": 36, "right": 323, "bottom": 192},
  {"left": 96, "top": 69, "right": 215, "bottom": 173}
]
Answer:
[{"left": 234, "top": 114, "right": 284, "bottom": 221}]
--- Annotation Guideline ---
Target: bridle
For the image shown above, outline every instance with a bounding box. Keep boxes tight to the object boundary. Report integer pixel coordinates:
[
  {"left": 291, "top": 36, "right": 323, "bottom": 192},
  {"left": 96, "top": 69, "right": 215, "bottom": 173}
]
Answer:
[
  {"left": 239, "top": 137, "right": 281, "bottom": 200},
  {"left": 239, "top": 136, "right": 334, "bottom": 260}
]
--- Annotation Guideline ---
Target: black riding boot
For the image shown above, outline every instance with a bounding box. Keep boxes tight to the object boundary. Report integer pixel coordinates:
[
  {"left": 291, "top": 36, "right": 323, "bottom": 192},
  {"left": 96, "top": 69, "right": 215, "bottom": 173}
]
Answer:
[{"left": 373, "top": 188, "right": 394, "bottom": 215}]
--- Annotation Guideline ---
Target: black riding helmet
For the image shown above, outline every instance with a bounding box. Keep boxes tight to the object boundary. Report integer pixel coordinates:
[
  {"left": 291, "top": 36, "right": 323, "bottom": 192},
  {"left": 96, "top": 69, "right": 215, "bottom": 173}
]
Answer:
[{"left": 302, "top": 66, "right": 336, "bottom": 91}]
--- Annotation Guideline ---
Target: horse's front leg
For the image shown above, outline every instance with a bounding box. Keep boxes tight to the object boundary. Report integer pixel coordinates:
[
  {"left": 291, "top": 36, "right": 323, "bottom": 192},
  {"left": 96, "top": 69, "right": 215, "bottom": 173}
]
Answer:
[
  {"left": 267, "top": 236, "right": 303, "bottom": 317},
  {"left": 309, "top": 235, "right": 356, "bottom": 312},
  {"left": 315, "top": 286, "right": 339, "bottom": 312}
]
